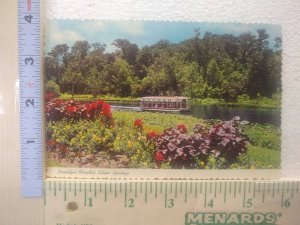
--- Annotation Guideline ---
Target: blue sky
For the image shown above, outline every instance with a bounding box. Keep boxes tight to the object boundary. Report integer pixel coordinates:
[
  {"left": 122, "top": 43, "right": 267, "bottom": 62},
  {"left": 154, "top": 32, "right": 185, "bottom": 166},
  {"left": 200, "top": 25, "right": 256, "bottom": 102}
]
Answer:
[{"left": 46, "top": 20, "right": 281, "bottom": 53}]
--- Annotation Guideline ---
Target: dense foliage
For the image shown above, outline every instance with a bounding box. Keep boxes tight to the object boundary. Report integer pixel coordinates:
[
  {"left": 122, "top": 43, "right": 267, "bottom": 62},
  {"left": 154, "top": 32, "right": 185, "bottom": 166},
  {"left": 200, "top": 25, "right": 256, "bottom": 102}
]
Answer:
[
  {"left": 154, "top": 117, "right": 248, "bottom": 168},
  {"left": 45, "top": 99, "right": 112, "bottom": 122},
  {"left": 243, "top": 123, "right": 280, "bottom": 151},
  {"left": 45, "top": 29, "right": 281, "bottom": 101}
]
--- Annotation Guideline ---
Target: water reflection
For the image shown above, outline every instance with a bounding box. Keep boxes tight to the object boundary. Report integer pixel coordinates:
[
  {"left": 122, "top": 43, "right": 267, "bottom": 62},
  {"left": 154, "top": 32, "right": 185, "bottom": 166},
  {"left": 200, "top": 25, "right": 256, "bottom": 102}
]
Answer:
[{"left": 190, "top": 105, "right": 280, "bottom": 126}]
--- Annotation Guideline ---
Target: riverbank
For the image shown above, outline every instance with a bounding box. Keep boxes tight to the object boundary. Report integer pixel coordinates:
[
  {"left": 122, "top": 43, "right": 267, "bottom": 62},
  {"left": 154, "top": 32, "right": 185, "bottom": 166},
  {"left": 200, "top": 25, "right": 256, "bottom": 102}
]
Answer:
[
  {"left": 191, "top": 95, "right": 280, "bottom": 109},
  {"left": 59, "top": 93, "right": 281, "bottom": 109}
]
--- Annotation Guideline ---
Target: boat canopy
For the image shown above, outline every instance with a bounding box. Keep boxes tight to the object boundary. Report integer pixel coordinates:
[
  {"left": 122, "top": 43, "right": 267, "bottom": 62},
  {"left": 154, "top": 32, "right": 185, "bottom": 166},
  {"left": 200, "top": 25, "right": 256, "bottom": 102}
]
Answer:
[
  {"left": 140, "top": 96, "right": 190, "bottom": 111},
  {"left": 141, "top": 96, "right": 188, "bottom": 102}
]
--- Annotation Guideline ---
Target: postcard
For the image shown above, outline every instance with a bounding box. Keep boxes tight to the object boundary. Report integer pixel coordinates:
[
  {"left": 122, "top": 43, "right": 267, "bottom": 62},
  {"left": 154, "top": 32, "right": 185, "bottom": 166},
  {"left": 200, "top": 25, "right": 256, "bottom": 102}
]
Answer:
[{"left": 45, "top": 20, "right": 281, "bottom": 179}]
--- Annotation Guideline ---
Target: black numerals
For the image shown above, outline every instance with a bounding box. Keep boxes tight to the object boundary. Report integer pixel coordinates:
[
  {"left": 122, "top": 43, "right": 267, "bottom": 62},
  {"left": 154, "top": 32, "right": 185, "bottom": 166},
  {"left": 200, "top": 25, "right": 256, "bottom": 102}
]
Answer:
[
  {"left": 25, "top": 99, "right": 35, "bottom": 107},
  {"left": 25, "top": 57, "right": 34, "bottom": 65},
  {"left": 24, "top": 14, "right": 33, "bottom": 23}
]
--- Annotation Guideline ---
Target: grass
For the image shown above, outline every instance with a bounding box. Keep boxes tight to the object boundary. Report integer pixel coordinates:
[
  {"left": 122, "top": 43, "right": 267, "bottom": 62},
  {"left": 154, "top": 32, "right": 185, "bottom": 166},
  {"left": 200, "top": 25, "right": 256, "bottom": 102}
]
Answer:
[
  {"left": 113, "top": 110, "right": 201, "bottom": 133},
  {"left": 243, "top": 123, "right": 281, "bottom": 151},
  {"left": 60, "top": 93, "right": 139, "bottom": 102},
  {"left": 47, "top": 159, "right": 63, "bottom": 167},
  {"left": 246, "top": 145, "right": 281, "bottom": 169},
  {"left": 59, "top": 93, "right": 281, "bottom": 109}
]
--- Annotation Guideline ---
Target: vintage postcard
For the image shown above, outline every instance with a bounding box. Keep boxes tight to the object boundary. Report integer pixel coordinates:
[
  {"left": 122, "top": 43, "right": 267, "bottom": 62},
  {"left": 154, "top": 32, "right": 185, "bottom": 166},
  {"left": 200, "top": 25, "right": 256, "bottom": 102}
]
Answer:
[{"left": 45, "top": 20, "right": 281, "bottom": 179}]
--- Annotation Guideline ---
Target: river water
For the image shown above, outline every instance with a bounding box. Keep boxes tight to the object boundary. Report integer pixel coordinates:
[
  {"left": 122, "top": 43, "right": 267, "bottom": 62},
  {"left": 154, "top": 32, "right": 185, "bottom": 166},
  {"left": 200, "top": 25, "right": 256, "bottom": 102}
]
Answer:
[{"left": 108, "top": 101, "right": 280, "bottom": 126}]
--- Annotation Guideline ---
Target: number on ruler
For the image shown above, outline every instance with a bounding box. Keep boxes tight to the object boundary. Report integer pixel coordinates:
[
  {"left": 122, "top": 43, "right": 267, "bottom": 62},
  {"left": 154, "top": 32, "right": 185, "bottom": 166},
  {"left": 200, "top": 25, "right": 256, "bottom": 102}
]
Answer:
[
  {"left": 245, "top": 199, "right": 253, "bottom": 208},
  {"left": 167, "top": 199, "right": 174, "bottom": 208},
  {"left": 126, "top": 199, "right": 134, "bottom": 208},
  {"left": 207, "top": 199, "right": 214, "bottom": 208},
  {"left": 25, "top": 99, "right": 34, "bottom": 107},
  {"left": 25, "top": 57, "right": 34, "bottom": 65},
  {"left": 24, "top": 14, "right": 33, "bottom": 23},
  {"left": 284, "top": 199, "right": 291, "bottom": 208}
]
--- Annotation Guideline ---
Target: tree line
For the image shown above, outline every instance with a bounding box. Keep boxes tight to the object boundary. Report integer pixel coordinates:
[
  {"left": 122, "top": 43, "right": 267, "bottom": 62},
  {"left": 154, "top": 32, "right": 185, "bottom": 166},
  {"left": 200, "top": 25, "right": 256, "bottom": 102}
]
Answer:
[{"left": 45, "top": 29, "right": 281, "bottom": 100}]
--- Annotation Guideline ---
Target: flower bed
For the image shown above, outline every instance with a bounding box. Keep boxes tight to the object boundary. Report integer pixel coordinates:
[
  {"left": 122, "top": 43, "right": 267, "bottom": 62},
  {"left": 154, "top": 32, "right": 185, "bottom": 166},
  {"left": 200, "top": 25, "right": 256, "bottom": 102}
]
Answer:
[{"left": 45, "top": 98, "right": 280, "bottom": 169}]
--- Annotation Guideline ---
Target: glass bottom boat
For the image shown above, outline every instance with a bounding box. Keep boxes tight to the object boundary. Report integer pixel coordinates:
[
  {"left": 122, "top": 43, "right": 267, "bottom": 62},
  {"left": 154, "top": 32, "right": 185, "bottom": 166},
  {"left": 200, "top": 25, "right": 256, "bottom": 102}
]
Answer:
[{"left": 140, "top": 96, "right": 190, "bottom": 112}]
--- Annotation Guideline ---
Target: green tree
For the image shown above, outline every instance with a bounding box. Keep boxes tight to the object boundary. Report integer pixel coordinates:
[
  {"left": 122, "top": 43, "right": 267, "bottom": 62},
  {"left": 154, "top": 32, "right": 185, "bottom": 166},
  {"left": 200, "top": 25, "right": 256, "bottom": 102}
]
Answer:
[
  {"left": 176, "top": 62, "right": 205, "bottom": 98},
  {"left": 45, "top": 44, "right": 70, "bottom": 84},
  {"left": 61, "top": 65, "right": 84, "bottom": 96},
  {"left": 222, "top": 71, "right": 247, "bottom": 100},
  {"left": 109, "top": 59, "right": 135, "bottom": 97},
  {"left": 247, "top": 29, "right": 273, "bottom": 97},
  {"left": 112, "top": 39, "right": 139, "bottom": 65},
  {"left": 45, "top": 79, "right": 61, "bottom": 97},
  {"left": 85, "top": 67, "right": 108, "bottom": 97}
]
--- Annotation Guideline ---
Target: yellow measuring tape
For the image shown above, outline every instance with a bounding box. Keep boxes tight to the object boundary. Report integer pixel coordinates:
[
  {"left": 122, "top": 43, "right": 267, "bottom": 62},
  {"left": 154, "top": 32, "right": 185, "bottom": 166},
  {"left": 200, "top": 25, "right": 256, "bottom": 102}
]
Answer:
[{"left": 44, "top": 179, "right": 300, "bottom": 225}]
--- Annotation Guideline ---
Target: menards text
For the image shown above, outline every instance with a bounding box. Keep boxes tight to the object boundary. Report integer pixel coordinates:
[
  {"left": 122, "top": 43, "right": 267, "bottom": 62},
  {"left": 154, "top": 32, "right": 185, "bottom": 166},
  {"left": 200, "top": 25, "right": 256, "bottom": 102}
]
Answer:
[{"left": 185, "top": 212, "right": 277, "bottom": 225}]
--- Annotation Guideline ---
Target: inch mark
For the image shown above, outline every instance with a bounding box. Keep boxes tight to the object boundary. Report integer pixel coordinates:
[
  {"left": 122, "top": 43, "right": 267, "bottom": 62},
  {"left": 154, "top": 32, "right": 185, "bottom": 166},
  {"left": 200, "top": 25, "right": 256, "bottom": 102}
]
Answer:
[
  {"left": 185, "top": 182, "right": 188, "bottom": 203},
  {"left": 204, "top": 182, "right": 207, "bottom": 208},
  {"left": 224, "top": 182, "right": 227, "bottom": 203}
]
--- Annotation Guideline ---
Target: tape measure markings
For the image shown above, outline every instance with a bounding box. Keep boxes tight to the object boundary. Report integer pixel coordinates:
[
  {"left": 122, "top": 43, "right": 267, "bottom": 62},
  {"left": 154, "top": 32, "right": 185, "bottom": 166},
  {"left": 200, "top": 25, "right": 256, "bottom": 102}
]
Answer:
[
  {"left": 44, "top": 180, "right": 300, "bottom": 210},
  {"left": 18, "top": 0, "right": 42, "bottom": 197}
]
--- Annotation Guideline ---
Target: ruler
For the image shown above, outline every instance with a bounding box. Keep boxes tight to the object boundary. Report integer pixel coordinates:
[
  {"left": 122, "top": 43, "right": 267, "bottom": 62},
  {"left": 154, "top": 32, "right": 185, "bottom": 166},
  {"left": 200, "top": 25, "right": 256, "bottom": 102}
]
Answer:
[
  {"left": 45, "top": 180, "right": 300, "bottom": 225},
  {"left": 18, "top": 0, "right": 43, "bottom": 197}
]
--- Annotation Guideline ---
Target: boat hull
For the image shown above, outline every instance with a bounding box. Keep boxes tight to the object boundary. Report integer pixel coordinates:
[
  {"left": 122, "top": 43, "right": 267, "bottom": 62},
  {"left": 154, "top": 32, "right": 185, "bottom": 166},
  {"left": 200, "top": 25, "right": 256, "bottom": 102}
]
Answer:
[{"left": 141, "top": 107, "right": 191, "bottom": 113}]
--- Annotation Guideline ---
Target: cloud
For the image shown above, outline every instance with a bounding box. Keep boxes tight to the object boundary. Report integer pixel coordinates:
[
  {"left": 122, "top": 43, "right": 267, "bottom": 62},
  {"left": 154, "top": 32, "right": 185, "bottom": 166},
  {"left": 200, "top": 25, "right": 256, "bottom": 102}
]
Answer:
[
  {"left": 115, "top": 21, "right": 145, "bottom": 36},
  {"left": 46, "top": 21, "right": 84, "bottom": 49},
  {"left": 80, "top": 21, "right": 105, "bottom": 33}
]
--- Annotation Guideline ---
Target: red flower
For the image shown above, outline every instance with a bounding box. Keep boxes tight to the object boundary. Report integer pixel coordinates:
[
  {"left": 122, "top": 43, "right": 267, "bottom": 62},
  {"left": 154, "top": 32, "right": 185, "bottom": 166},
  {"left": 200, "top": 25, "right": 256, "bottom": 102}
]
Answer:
[
  {"left": 96, "top": 100, "right": 104, "bottom": 107},
  {"left": 101, "top": 102, "right": 112, "bottom": 119},
  {"left": 67, "top": 106, "right": 77, "bottom": 113},
  {"left": 90, "top": 102, "right": 97, "bottom": 111},
  {"left": 147, "top": 131, "right": 158, "bottom": 140},
  {"left": 47, "top": 139, "right": 57, "bottom": 151},
  {"left": 177, "top": 124, "right": 187, "bottom": 133},
  {"left": 133, "top": 118, "right": 143, "bottom": 129},
  {"left": 85, "top": 103, "right": 91, "bottom": 116},
  {"left": 47, "top": 139, "right": 57, "bottom": 147},
  {"left": 155, "top": 151, "right": 164, "bottom": 162},
  {"left": 45, "top": 92, "right": 55, "bottom": 102}
]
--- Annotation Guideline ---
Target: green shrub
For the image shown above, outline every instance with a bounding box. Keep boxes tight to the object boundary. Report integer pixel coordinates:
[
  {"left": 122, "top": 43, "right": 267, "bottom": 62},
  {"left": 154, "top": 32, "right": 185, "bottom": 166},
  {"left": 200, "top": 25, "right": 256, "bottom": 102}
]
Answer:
[
  {"left": 243, "top": 123, "right": 280, "bottom": 151},
  {"left": 49, "top": 119, "right": 115, "bottom": 155},
  {"left": 46, "top": 79, "right": 61, "bottom": 97},
  {"left": 113, "top": 120, "right": 157, "bottom": 168}
]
